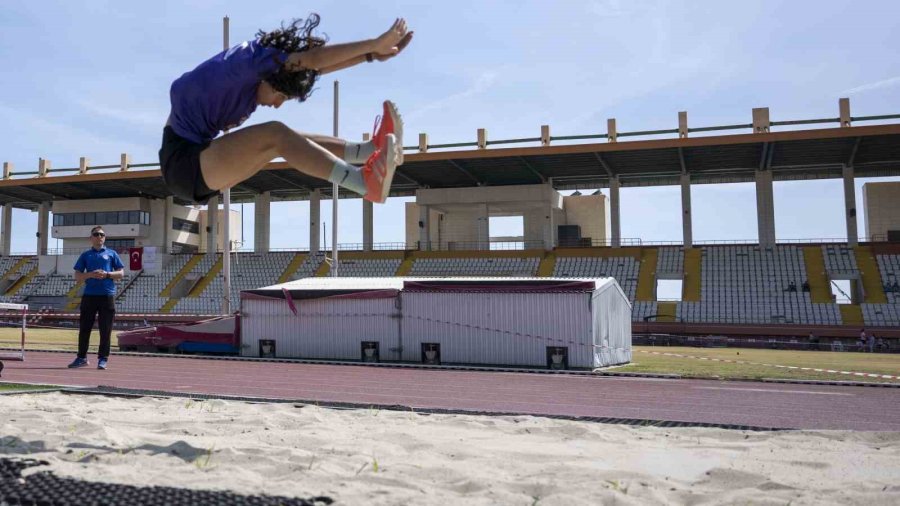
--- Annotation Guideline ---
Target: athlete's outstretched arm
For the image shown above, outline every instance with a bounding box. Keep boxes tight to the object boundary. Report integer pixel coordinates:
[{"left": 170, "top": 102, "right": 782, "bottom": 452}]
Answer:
[
  {"left": 285, "top": 18, "right": 409, "bottom": 72},
  {"left": 318, "top": 31, "right": 413, "bottom": 75}
]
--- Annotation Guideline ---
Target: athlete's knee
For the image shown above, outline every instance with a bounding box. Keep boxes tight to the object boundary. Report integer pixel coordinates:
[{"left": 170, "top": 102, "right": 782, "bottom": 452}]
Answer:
[
  {"left": 257, "top": 120, "right": 286, "bottom": 136},
  {"left": 261, "top": 121, "right": 299, "bottom": 147},
  {"left": 267, "top": 122, "right": 319, "bottom": 153}
]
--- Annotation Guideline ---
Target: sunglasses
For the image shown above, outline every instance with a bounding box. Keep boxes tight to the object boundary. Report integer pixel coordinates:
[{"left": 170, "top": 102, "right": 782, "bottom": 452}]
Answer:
[{"left": 92, "top": 232, "right": 106, "bottom": 237}]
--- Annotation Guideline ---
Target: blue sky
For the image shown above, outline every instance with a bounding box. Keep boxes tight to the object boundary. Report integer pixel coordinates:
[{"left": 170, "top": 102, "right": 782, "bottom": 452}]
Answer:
[{"left": 0, "top": 0, "right": 898, "bottom": 253}]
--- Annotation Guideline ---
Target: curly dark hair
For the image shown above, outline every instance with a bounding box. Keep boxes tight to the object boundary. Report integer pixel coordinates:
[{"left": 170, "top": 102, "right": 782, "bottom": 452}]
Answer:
[{"left": 256, "top": 15, "right": 328, "bottom": 102}]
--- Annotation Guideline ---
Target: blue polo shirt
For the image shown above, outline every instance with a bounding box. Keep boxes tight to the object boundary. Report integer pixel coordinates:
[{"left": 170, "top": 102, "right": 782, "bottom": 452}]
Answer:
[{"left": 74, "top": 246, "right": 124, "bottom": 296}]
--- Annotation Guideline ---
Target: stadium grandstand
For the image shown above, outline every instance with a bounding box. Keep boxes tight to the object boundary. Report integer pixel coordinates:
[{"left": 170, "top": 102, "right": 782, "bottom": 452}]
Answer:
[{"left": 1, "top": 99, "right": 899, "bottom": 347}]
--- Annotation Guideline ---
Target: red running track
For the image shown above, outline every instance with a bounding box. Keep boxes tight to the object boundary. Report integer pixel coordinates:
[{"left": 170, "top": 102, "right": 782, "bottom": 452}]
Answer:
[{"left": 2, "top": 351, "right": 899, "bottom": 431}]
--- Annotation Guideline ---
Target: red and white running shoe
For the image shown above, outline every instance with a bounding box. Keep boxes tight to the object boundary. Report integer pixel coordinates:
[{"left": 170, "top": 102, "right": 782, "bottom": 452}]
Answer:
[
  {"left": 372, "top": 100, "right": 404, "bottom": 165},
  {"left": 363, "top": 133, "right": 399, "bottom": 204}
]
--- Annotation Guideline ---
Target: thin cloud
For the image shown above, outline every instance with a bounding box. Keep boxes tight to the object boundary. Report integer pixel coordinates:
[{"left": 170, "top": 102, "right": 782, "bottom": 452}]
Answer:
[
  {"left": 552, "top": 1, "right": 719, "bottom": 134},
  {"left": 76, "top": 99, "right": 165, "bottom": 130},
  {"left": 586, "top": 0, "right": 629, "bottom": 17},
  {"left": 405, "top": 69, "right": 503, "bottom": 121},
  {"left": 841, "top": 75, "right": 900, "bottom": 95},
  {"left": 0, "top": 103, "right": 152, "bottom": 163}
]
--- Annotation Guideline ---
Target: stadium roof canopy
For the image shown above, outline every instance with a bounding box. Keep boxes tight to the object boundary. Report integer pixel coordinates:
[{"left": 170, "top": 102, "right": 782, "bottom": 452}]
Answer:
[{"left": 1, "top": 122, "right": 898, "bottom": 209}]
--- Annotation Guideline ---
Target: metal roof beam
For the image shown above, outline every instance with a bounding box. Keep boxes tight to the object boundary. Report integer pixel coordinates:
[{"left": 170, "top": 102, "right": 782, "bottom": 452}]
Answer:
[
  {"left": 233, "top": 183, "right": 259, "bottom": 196},
  {"left": 0, "top": 189, "right": 43, "bottom": 205},
  {"left": 447, "top": 159, "right": 483, "bottom": 186},
  {"left": 109, "top": 182, "right": 167, "bottom": 200},
  {"left": 517, "top": 157, "right": 547, "bottom": 183},
  {"left": 758, "top": 142, "right": 769, "bottom": 170},
  {"left": 765, "top": 142, "right": 776, "bottom": 169},
  {"left": 266, "top": 171, "right": 313, "bottom": 193},
  {"left": 11, "top": 186, "right": 58, "bottom": 202},
  {"left": 394, "top": 168, "right": 421, "bottom": 187},
  {"left": 25, "top": 185, "right": 63, "bottom": 198},
  {"left": 135, "top": 189, "right": 168, "bottom": 200},
  {"left": 847, "top": 137, "right": 862, "bottom": 167},
  {"left": 592, "top": 152, "right": 615, "bottom": 177},
  {"left": 678, "top": 147, "right": 688, "bottom": 174}
]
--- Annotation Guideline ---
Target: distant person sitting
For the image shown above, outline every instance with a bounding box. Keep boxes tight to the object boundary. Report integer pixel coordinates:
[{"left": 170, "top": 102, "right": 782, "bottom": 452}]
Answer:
[
  {"left": 893, "top": 281, "right": 900, "bottom": 293},
  {"left": 802, "top": 280, "right": 810, "bottom": 292},
  {"left": 786, "top": 281, "right": 797, "bottom": 292}
]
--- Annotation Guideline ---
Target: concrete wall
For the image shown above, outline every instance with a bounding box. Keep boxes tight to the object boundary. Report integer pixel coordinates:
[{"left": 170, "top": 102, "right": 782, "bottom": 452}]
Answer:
[
  {"left": 39, "top": 254, "right": 79, "bottom": 276},
  {"left": 39, "top": 253, "right": 145, "bottom": 276},
  {"left": 52, "top": 197, "right": 150, "bottom": 215},
  {"left": 553, "top": 208, "right": 566, "bottom": 245},
  {"left": 863, "top": 182, "right": 900, "bottom": 241},
  {"left": 49, "top": 197, "right": 217, "bottom": 253},
  {"left": 562, "top": 194, "right": 608, "bottom": 244},
  {"left": 147, "top": 198, "right": 167, "bottom": 249},
  {"left": 523, "top": 209, "right": 546, "bottom": 246},
  {"left": 52, "top": 197, "right": 151, "bottom": 246},
  {"left": 405, "top": 202, "right": 442, "bottom": 248},
  {"left": 404, "top": 185, "right": 611, "bottom": 250},
  {"left": 55, "top": 229, "right": 154, "bottom": 249},
  {"left": 199, "top": 208, "right": 242, "bottom": 252},
  {"left": 415, "top": 184, "right": 553, "bottom": 206},
  {"left": 407, "top": 184, "right": 562, "bottom": 249},
  {"left": 170, "top": 205, "right": 202, "bottom": 249},
  {"left": 441, "top": 208, "right": 484, "bottom": 249}
]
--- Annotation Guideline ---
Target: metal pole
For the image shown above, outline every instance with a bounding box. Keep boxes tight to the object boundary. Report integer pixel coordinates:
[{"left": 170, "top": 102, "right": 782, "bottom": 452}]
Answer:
[
  {"left": 222, "top": 15, "right": 232, "bottom": 314},
  {"left": 331, "top": 80, "right": 339, "bottom": 277},
  {"left": 20, "top": 305, "right": 26, "bottom": 361}
]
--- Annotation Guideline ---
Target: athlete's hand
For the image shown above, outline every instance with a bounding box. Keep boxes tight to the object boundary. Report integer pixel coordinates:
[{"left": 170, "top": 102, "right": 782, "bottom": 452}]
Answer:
[
  {"left": 374, "top": 31, "right": 413, "bottom": 62},
  {"left": 372, "top": 18, "right": 409, "bottom": 57}
]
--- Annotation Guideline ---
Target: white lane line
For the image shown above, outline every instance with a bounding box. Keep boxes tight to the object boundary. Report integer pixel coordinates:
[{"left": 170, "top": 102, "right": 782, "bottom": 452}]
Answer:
[{"left": 694, "top": 386, "right": 854, "bottom": 396}]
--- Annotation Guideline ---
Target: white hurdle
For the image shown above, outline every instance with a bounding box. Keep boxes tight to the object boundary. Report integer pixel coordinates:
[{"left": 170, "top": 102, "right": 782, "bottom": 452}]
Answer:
[{"left": 0, "top": 302, "right": 29, "bottom": 363}]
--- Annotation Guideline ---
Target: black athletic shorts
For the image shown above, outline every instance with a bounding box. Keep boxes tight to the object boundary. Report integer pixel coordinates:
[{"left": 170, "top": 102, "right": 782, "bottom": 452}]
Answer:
[{"left": 158, "top": 126, "right": 218, "bottom": 204}]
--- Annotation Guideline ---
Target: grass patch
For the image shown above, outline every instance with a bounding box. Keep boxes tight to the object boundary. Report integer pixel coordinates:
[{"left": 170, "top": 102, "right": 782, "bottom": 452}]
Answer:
[
  {"left": 0, "top": 327, "right": 97, "bottom": 352},
  {"left": 620, "top": 346, "right": 900, "bottom": 383}
]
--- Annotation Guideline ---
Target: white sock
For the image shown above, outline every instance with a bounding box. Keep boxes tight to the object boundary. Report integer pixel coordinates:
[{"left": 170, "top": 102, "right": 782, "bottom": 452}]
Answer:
[
  {"left": 343, "top": 141, "right": 376, "bottom": 164},
  {"left": 327, "top": 160, "right": 367, "bottom": 195}
]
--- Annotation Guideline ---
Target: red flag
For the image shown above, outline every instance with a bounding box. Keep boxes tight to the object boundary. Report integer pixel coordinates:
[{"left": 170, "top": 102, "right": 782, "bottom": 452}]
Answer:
[
  {"left": 129, "top": 247, "right": 143, "bottom": 270},
  {"left": 282, "top": 288, "right": 298, "bottom": 316}
]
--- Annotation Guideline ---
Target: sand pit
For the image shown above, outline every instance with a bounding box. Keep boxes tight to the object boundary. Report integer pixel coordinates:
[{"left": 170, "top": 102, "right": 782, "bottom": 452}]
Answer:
[{"left": 2, "top": 392, "right": 900, "bottom": 505}]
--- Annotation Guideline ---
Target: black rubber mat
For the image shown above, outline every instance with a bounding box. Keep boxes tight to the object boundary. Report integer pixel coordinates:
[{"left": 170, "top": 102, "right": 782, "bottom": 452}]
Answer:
[{"left": 0, "top": 457, "right": 333, "bottom": 506}]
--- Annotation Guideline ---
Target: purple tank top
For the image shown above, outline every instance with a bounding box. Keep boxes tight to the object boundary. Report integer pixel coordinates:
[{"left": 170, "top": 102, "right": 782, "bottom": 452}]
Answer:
[{"left": 168, "top": 40, "right": 288, "bottom": 144}]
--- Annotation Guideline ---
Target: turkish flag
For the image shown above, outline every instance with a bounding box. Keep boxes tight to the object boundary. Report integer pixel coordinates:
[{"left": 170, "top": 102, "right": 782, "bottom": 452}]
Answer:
[{"left": 129, "top": 247, "right": 143, "bottom": 270}]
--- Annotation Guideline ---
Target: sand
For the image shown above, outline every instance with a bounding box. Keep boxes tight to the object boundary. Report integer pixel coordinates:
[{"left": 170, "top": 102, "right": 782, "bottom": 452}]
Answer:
[{"left": 2, "top": 392, "right": 900, "bottom": 505}]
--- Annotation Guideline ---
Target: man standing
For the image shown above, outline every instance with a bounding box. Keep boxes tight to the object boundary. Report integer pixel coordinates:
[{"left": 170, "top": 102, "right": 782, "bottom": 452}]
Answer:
[
  {"left": 807, "top": 331, "right": 818, "bottom": 351},
  {"left": 68, "top": 226, "right": 124, "bottom": 370}
]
